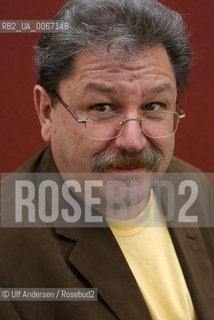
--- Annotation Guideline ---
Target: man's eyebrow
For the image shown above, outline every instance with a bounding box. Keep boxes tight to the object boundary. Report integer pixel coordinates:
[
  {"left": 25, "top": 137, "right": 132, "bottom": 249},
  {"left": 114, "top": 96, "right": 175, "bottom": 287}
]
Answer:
[
  {"left": 146, "top": 84, "right": 175, "bottom": 95},
  {"left": 83, "top": 83, "right": 122, "bottom": 95}
]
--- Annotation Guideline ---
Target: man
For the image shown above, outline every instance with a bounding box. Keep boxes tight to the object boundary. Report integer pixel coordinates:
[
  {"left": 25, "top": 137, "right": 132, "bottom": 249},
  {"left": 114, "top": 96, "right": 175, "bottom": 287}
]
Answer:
[{"left": 0, "top": 0, "right": 213, "bottom": 319}]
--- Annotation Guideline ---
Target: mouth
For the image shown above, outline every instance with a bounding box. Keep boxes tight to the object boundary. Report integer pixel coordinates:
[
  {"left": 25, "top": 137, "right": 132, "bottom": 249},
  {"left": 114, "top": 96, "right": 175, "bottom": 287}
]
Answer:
[{"left": 105, "top": 166, "right": 152, "bottom": 173}]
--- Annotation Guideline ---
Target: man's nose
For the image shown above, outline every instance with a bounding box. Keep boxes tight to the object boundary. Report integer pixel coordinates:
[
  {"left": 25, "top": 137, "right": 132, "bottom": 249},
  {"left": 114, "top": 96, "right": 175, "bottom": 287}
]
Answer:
[{"left": 114, "top": 118, "right": 148, "bottom": 152}]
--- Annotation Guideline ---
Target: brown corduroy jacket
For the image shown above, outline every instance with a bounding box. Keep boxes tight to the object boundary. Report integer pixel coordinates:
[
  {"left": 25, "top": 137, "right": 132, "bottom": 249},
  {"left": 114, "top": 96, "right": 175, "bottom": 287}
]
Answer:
[{"left": 0, "top": 145, "right": 213, "bottom": 320}]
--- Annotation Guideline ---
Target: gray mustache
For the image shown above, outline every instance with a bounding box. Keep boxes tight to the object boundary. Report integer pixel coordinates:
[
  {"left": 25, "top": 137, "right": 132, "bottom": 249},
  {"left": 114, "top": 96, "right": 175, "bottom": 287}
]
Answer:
[{"left": 93, "top": 148, "right": 161, "bottom": 172}]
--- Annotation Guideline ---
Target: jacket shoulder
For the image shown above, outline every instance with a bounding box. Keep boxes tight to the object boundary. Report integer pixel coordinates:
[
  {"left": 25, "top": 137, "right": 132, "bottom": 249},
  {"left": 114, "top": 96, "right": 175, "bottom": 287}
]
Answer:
[
  {"left": 15, "top": 145, "right": 58, "bottom": 173},
  {"left": 167, "top": 156, "right": 202, "bottom": 173}
]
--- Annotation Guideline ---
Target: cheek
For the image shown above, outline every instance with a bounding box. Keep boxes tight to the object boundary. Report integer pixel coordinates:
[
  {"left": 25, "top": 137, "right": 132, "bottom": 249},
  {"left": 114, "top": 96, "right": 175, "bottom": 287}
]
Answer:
[
  {"left": 52, "top": 114, "right": 84, "bottom": 145},
  {"left": 151, "top": 136, "right": 174, "bottom": 174},
  {"left": 160, "top": 137, "right": 175, "bottom": 172},
  {"left": 51, "top": 116, "right": 84, "bottom": 168},
  {"left": 51, "top": 116, "right": 110, "bottom": 171},
  {"left": 152, "top": 135, "right": 174, "bottom": 155}
]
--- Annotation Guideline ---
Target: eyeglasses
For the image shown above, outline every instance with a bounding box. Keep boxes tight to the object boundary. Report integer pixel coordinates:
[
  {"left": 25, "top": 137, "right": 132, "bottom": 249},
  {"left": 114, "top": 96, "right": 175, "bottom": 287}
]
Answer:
[{"left": 53, "top": 93, "right": 185, "bottom": 140}]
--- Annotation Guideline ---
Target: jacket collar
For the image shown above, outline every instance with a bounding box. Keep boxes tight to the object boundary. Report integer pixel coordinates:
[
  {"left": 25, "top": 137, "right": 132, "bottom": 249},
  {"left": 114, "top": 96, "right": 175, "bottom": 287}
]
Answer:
[{"left": 56, "top": 225, "right": 152, "bottom": 320}]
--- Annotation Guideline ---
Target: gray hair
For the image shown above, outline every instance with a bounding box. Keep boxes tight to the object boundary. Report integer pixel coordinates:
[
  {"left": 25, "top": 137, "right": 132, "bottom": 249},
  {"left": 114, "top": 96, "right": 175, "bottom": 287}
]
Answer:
[{"left": 34, "top": 0, "right": 192, "bottom": 100}]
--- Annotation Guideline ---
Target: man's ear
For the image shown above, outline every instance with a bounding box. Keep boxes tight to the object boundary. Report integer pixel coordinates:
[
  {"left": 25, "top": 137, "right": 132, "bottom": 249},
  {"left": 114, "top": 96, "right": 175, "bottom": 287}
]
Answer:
[{"left": 34, "top": 85, "right": 53, "bottom": 142}]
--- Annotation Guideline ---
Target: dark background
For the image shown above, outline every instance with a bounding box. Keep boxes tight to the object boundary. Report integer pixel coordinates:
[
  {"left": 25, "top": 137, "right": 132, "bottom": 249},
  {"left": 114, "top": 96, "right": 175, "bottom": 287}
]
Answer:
[{"left": 0, "top": 0, "right": 213, "bottom": 173}]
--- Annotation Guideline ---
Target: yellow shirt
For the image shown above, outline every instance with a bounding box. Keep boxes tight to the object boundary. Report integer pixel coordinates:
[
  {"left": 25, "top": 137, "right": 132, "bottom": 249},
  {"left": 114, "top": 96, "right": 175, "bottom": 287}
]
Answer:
[{"left": 107, "top": 190, "right": 197, "bottom": 320}]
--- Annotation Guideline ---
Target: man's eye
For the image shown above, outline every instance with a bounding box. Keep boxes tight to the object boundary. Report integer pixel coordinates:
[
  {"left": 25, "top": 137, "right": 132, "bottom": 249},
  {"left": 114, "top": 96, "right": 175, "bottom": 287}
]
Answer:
[
  {"left": 144, "top": 103, "right": 165, "bottom": 112},
  {"left": 90, "top": 104, "right": 111, "bottom": 113}
]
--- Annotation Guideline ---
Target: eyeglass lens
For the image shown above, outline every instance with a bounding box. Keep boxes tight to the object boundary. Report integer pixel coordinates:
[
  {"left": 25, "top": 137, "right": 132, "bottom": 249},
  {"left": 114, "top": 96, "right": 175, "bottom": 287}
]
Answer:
[{"left": 85, "top": 112, "right": 179, "bottom": 140}]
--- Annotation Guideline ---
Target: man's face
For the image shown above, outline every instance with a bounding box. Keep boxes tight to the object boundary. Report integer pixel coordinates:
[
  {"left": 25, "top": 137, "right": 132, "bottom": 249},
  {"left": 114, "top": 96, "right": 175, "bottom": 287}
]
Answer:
[{"left": 48, "top": 45, "right": 177, "bottom": 177}]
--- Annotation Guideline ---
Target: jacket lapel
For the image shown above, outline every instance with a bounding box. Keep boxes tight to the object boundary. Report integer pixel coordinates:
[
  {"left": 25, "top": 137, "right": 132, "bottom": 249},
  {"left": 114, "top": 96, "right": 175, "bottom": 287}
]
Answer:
[
  {"left": 56, "top": 226, "right": 152, "bottom": 320},
  {"left": 159, "top": 170, "right": 214, "bottom": 319},
  {"left": 169, "top": 227, "right": 214, "bottom": 319}
]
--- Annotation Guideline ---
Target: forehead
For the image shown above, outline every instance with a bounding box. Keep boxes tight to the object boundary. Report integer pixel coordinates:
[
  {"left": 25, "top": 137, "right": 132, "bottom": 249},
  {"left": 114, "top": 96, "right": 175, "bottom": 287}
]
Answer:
[{"left": 60, "top": 45, "right": 176, "bottom": 95}]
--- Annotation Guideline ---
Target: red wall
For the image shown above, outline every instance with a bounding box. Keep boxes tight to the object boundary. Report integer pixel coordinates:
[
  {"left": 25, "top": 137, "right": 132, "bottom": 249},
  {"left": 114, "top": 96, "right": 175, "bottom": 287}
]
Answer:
[{"left": 0, "top": 0, "right": 213, "bottom": 173}]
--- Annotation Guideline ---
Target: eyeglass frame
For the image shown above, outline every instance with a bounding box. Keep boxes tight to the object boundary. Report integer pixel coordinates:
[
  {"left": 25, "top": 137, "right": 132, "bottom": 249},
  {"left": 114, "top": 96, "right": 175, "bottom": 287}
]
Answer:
[{"left": 52, "top": 91, "right": 186, "bottom": 140}]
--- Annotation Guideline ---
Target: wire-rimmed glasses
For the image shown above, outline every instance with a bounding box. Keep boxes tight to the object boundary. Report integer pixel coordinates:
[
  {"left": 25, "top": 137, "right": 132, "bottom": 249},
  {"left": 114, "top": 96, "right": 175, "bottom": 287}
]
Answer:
[{"left": 54, "top": 93, "right": 185, "bottom": 140}]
